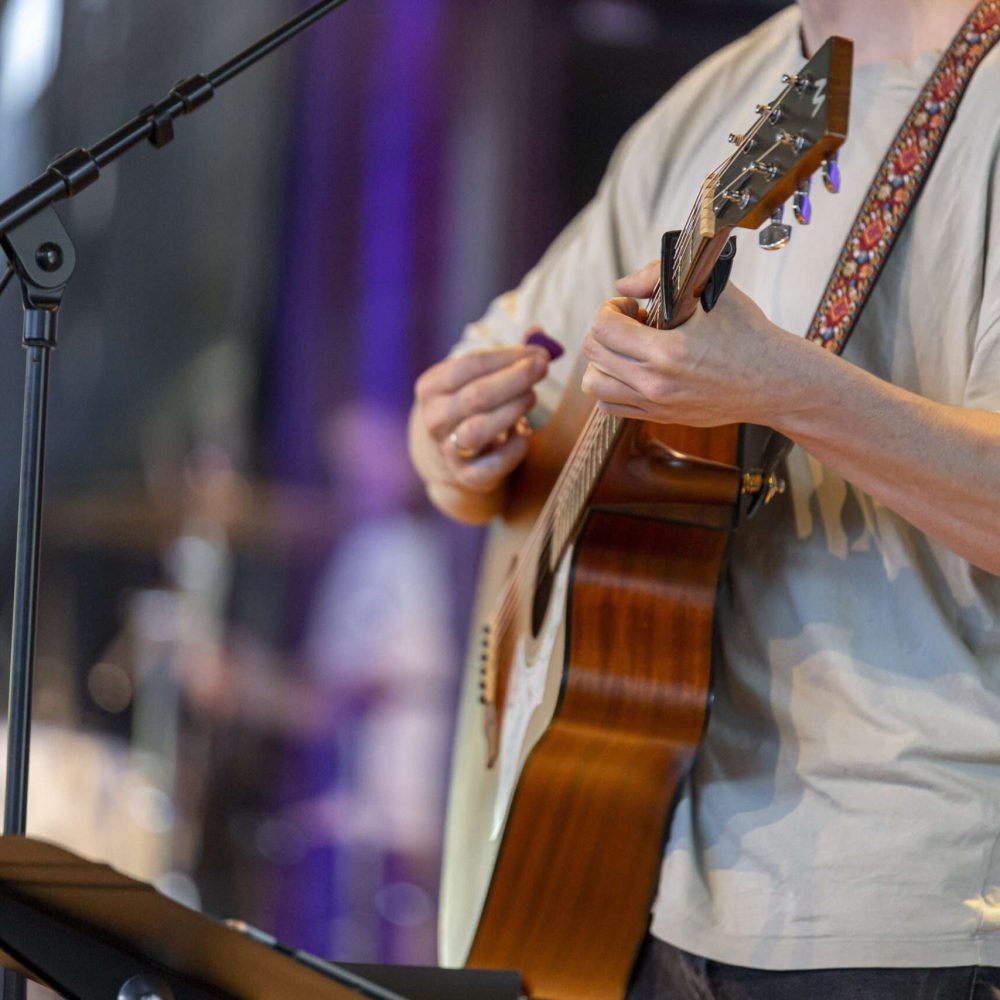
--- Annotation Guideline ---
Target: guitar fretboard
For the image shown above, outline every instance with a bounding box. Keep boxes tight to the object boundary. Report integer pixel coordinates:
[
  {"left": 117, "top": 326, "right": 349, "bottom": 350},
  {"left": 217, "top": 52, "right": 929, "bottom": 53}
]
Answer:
[
  {"left": 548, "top": 410, "right": 624, "bottom": 562},
  {"left": 542, "top": 278, "right": 674, "bottom": 571}
]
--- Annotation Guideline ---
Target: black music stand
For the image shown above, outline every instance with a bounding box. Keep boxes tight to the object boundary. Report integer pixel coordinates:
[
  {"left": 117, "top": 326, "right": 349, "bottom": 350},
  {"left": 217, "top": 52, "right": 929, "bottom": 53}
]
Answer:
[{"left": 0, "top": 837, "right": 522, "bottom": 1000}]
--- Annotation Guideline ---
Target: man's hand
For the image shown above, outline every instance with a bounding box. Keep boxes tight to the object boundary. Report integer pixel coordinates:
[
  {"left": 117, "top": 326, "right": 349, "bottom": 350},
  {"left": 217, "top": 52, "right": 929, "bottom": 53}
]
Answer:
[
  {"left": 581, "top": 260, "right": 815, "bottom": 428},
  {"left": 411, "top": 344, "right": 551, "bottom": 521}
]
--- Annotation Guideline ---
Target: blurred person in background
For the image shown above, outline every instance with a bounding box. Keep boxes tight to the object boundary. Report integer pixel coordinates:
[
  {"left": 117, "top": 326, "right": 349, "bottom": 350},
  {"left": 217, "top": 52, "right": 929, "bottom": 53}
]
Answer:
[
  {"left": 295, "top": 401, "right": 454, "bottom": 964},
  {"left": 165, "top": 402, "right": 455, "bottom": 963}
]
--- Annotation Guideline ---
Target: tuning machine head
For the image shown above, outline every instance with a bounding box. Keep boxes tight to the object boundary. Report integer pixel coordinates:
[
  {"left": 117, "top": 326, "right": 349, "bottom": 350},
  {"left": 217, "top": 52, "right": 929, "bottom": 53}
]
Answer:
[
  {"left": 759, "top": 205, "right": 792, "bottom": 251},
  {"left": 755, "top": 102, "right": 783, "bottom": 124},
  {"left": 822, "top": 151, "right": 842, "bottom": 194},
  {"left": 793, "top": 178, "right": 812, "bottom": 225},
  {"left": 781, "top": 72, "right": 818, "bottom": 94}
]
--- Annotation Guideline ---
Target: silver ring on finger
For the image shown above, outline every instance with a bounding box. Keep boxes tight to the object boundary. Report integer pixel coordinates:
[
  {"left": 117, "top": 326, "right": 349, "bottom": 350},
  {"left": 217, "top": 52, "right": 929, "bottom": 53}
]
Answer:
[{"left": 449, "top": 430, "right": 481, "bottom": 461}]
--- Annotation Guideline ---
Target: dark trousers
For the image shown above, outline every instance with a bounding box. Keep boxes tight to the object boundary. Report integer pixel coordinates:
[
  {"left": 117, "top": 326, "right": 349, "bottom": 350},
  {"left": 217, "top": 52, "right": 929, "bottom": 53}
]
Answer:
[{"left": 626, "top": 936, "right": 1000, "bottom": 1000}]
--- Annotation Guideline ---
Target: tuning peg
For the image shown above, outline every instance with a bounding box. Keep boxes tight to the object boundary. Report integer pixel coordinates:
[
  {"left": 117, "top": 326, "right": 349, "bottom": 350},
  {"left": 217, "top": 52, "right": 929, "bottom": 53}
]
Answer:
[
  {"left": 782, "top": 72, "right": 816, "bottom": 93},
  {"left": 728, "top": 132, "right": 756, "bottom": 152},
  {"left": 822, "top": 151, "right": 842, "bottom": 194},
  {"left": 750, "top": 160, "right": 781, "bottom": 180},
  {"left": 720, "top": 187, "right": 752, "bottom": 210},
  {"left": 776, "top": 129, "right": 806, "bottom": 153},
  {"left": 793, "top": 178, "right": 812, "bottom": 225},
  {"left": 759, "top": 205, "right": 792, "bottom": 251}
]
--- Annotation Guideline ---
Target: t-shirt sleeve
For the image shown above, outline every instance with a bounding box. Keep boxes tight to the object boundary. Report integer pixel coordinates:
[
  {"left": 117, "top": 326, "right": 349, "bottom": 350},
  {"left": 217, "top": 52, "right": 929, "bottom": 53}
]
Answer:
[
  {"left": 448, "top": 6, "right": 798, "bottom": 422},
  {"left": 451, "top": 112, "right": 667, "bottom": 420}
]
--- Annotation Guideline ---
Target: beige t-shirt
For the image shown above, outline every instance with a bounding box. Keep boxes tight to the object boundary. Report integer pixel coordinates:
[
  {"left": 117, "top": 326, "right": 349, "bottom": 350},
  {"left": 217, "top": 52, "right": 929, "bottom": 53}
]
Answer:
[{"left": 457, "top": 6, "right": 1000, "bottom": 970}]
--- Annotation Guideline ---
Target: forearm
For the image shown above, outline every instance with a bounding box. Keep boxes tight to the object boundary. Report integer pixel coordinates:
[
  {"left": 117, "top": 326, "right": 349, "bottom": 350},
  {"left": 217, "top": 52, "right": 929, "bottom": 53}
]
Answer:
[
  {"left": 771, "top": 337, "right": 1000, "bottom": 574},
  {"left": 584, "top": 270, "right": 1000, "bottom": 574}
]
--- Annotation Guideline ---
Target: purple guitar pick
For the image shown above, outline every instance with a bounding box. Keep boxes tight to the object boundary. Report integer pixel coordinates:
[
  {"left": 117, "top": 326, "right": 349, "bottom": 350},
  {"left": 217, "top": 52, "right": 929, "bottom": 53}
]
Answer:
[{"left": 524, "top": 329, "right": 565, "bottom": 361}]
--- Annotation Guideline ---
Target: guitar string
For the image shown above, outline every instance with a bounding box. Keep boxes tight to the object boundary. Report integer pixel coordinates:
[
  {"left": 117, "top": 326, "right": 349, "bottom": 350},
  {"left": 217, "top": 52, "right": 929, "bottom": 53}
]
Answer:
[
  {"left": 488, "top": 82, "right": 806, "bottom": 652},
  {"left": 491, "top": 278, "right": 670, "bottom": 626},
  {"left": 672, "top": 89, "right": 783, "bottom": 281},
  {"left": 491, "top": 273, "right": 676, "bottom": 636},
  {"left": 490, "top": 142, "right": 750, "bottom": 637},
  {"left": 674, "top": 91, "right": 789, "bottom": 285},
  {"left": 488, "top": 281, "right": 663, "bottom": 635},
  {"left": 711, "top": 137, "right": 784, "bottom": 215},
  {"left": 710, "top": 78, "right": 797, "bottom": 214},
  {"left": 485, "top": 90, "right": 791, "bottom": 641},
  {"left": 487, "top": 248, "right": 680, "bottom": 636},
  {"left": 670, "top": 91, "right": 793, "bottom": 303},
  {"left": 491, "top": 405, "right": 621, "bottom": 636}
]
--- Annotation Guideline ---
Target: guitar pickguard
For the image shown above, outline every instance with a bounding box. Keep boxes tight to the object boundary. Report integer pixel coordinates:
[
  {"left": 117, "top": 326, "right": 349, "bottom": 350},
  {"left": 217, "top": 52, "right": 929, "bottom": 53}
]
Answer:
[{"left": 491, "top": 554, "right": 572, "bottom": 840}]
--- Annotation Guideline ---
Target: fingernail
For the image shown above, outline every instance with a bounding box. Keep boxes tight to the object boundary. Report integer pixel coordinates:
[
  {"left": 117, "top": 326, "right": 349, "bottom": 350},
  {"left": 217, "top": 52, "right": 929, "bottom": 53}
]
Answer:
[{"left": 524, "top": 329, "right": 564, "bottom": 361}]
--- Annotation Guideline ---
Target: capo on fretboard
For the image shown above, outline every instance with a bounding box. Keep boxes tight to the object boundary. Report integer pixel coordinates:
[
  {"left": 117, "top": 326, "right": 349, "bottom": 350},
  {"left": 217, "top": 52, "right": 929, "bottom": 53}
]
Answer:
[{"left": 659, "top": 229, "right": 738, "bottom": 327}]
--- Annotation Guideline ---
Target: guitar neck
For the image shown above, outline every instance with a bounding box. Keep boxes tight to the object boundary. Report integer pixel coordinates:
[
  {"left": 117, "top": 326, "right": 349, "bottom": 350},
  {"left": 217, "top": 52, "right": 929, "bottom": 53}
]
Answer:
[
  {"left": 658, "top": 173, "right": 738, "bottom": 331},
  {"left": 543, "top": 29, "right": 853, "bottom": 564},
  {"left": 548, "top": 409, "right": 625, "bottom": 563},
  {"left": 545, "top": 183, "right": 724, "bottom": 566}
]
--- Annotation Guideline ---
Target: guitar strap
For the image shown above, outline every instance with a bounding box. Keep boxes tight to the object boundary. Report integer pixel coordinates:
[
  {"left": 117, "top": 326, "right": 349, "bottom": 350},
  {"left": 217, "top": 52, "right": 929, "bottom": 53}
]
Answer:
[{"left": 747, "top": 0, "right": 1000, "bottom": 517}]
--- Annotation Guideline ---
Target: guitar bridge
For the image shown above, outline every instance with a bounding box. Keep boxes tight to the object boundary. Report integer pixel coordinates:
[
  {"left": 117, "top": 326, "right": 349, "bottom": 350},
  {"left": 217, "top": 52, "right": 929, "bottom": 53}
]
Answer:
[
  {"left": 479, "top": 620, "right": 500, "bottom": 768},
  {"left": 478, "top": 621, "right": 497, "bottom": 706}
]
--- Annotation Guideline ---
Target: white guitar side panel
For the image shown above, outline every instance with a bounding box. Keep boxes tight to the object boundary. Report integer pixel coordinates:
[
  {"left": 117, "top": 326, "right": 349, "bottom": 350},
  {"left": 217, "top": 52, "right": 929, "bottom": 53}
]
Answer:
[{"left": 438, "top": 521, "right": 572, "bottom": 967}]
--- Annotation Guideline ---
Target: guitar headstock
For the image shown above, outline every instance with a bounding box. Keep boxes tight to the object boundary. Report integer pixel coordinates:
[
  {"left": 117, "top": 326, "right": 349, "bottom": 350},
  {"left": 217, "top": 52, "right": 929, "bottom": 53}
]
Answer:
[{"left": 713, "top": 36, "right": 853, "bottom": 242}]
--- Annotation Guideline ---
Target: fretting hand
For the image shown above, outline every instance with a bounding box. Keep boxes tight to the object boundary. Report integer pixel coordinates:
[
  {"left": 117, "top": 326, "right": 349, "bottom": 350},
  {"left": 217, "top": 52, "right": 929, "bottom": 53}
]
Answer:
[{"left": 581, "top": 260, "right": 815, "bottom": 429}]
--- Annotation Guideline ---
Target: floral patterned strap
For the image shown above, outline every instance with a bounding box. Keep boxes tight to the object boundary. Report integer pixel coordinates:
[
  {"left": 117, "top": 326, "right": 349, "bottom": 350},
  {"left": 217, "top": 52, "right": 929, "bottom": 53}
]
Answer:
[
  {"left": 809, "top": 0, "right": 1000, "bottom": 353},
  {"left": 745, "top": 1, "right": 1000, "bottom": 518}
]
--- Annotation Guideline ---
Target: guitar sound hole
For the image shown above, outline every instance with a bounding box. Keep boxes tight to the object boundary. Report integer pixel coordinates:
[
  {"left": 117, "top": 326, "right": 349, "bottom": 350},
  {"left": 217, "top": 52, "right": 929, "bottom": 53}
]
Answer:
[{"left": 531, "top": 537, "right": 555, "bottom": 639}]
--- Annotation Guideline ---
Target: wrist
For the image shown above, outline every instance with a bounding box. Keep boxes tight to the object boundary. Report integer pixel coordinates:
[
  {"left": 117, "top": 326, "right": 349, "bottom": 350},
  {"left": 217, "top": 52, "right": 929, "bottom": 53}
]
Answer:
[
  {"left": 426, "top": 479, "right": 506, "bottom": 525},
  {"left": 757, "top": 330, "right": 840, "bottom": 436}
]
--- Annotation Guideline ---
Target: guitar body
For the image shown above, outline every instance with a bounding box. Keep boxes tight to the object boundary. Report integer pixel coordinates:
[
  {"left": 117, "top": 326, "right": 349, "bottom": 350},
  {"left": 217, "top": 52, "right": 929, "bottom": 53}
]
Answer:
[{"left": 439, "top": 364, "right": 741, "bottom": 1000}]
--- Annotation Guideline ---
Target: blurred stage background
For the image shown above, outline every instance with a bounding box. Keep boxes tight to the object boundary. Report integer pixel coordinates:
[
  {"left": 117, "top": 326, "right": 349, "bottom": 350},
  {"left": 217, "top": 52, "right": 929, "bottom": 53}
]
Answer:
[{"left": 0, "top": 0, "right": 787, "bottom": 977}]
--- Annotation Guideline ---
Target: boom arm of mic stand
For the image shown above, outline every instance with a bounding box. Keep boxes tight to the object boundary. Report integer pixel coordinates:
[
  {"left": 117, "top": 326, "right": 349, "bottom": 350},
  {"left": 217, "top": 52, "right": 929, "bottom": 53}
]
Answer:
[{"left": 0, "top": 0, "right": 353, "bottom": 240}]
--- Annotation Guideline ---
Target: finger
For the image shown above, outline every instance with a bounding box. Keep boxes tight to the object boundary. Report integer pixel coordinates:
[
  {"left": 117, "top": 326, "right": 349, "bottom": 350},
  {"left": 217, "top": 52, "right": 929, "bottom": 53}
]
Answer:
[
  {"left": 416, "top": 345, "right": 546, "bottom": 400},
  {"left": 597, "top": 400, "right": 650, "bottom": 419},
  {"left": 581, "top": 363, "right": 648, "bottom": 410},
  {"left": 452, "top": 434, "right": 531, "bottom": 493},
  {"left": 447, "top": 354, "right": 547, "bottom": 430},
  {"left": 590, "top": 299, "right": 656, "bottom": 362},
  {"left": 422, "top": 354, "right": 547, "bottom": 439},
  {"left": 449, "top": 392, "right": 535, "bottom": 456},
  {"left": 582, "top": 332, "right": 644, "bottom": 384},
  {"left": 615, "top": 259, "right": 660, "bottom": 299}
]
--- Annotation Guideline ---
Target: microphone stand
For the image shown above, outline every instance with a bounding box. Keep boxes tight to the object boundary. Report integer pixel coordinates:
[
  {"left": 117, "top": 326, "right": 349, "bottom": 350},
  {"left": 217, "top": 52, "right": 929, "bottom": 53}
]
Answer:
[{"left": 0, "top": 4, "right": 357, "bottom": 999}]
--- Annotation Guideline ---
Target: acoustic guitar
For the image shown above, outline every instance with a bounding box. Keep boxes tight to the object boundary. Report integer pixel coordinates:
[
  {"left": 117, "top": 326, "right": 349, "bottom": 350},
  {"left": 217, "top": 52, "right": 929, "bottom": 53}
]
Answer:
[{"left": 440, "top": 37, "right": 853, "bottom": 1000}]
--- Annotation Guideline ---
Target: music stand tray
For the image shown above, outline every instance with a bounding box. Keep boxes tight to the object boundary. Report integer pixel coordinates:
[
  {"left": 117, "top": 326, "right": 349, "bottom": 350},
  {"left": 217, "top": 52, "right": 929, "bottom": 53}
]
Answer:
[{"left": 0, "top": 836, "right": 522, "bottom": 1000}]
